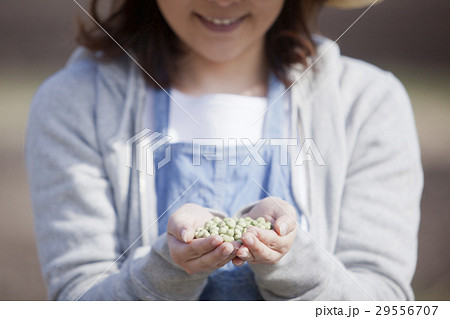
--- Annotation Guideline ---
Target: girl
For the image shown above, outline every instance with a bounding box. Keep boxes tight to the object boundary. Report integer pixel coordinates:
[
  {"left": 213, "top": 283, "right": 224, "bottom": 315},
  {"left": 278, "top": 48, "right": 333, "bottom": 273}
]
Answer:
[{"left": 26, "top": 0, "right": 423, "bottom": 300}]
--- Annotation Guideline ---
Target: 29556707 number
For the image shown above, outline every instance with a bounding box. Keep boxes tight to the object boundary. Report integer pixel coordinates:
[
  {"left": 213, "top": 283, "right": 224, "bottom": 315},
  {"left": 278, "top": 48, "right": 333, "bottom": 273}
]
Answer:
[{"left": 376, "top": 306, "right": 438, "bottom": 316}]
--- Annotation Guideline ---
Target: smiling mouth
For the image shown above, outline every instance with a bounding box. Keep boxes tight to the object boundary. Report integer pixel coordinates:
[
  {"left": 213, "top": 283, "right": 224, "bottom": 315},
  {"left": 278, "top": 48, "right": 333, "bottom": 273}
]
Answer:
[
  {"left": 201, "top": 15, "right": 243, "bottom": 26},
  {"left": 195, "top": 13, "right": 249, "bottom": 32}
]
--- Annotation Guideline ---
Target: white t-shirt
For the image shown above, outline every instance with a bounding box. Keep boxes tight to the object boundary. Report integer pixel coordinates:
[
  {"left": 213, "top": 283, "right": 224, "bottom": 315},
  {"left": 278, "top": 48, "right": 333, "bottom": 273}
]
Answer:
[
  {"left": 167, "top": 89, "right": 268, "bottom": 144},
  {"left": 145, "top": 88, "right": 292, "bottom": 143}
]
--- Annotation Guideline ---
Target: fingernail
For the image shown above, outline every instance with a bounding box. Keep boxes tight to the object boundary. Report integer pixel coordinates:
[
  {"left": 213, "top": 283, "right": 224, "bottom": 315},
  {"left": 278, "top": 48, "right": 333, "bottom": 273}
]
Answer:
[
  {"left": 212, "top": 236, "right": 223, "bottom": 245},
  {"left": 181, "top": 229, "right": 188, "bottom": 242},
  {"left": 223, "top": 244, "right": 233, "bottom": 256},
  {"left": 244, "top": 234, "right": 254, "bottom": 246},
  {"left": 279, "top": 223, "right": 287, "bottom": 236},
  {"left": 239, "top": 251, "right": 248, "bottom": 258}
]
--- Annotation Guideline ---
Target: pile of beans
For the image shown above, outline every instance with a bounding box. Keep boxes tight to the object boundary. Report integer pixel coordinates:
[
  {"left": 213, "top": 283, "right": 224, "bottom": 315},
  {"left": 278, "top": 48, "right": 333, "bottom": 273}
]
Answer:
[{"left": 194, "top": 216, "right": 272, "bottom": 242}]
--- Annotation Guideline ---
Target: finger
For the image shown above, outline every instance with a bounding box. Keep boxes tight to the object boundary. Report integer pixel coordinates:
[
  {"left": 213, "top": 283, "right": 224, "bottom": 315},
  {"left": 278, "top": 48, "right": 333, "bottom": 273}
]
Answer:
[
  {"left": 241, "top": 231, "right": 280, "bottom": 263},
  {"left": 216, "top": 251, "right": 237, "bottom": 268},
  {"left": 167, "top": 203, "right": 208, "bottom": 242},
  {"left": 167, "top": 214, "right": 193, "bottom": 243},
  {"left": 189, "top": 235, "right": 226, "bottom": 258},
  {"left": 187, "top": 242, "right": 235, "bottom": 272},
  {"left": 168, "top": 234, "right": 223, "bottom": 261},
  {"left": 247, "top": 227, "right": 282, "bottom": 250},
  {"left": 246, "top": 226, "right": 294, "bottom": 255},
  {"left": 232, "top": 256, "right": 245, "bottom": 267},
  {"left": 236, "top": 245, "right": 255, "bottom": 262},
  {"left": 260, "top": 196, "right": 297, "bottom": 223},
  {"left": 273, "top": 213, "right": 297, "bottom": 236}
]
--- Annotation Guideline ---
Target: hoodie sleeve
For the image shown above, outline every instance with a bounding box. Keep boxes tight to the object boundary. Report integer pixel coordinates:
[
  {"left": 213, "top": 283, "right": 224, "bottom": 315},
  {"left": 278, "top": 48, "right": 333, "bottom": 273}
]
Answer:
[
  {"left": 247, "top": 72, "right": 423, "bottom": 300},
  {"left": 26, "top": 61, "right": 210, "bottom": 300}
]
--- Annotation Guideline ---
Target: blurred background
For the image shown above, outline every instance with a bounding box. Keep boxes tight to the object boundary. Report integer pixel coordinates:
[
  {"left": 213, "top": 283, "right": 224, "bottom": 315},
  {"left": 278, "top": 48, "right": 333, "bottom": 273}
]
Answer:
[{"left": 0, "top": 0, "right": 449, "bottom": 300}]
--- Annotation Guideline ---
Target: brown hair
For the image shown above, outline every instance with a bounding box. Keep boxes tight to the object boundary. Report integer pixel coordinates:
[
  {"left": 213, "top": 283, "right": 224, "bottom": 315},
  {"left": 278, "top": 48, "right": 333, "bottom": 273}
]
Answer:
[{"left": 77, "top": 0, "right": 325, "bottom": 88}]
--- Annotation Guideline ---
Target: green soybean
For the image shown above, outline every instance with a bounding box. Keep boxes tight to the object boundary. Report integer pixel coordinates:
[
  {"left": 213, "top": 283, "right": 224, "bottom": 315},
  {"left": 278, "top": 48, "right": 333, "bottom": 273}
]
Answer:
[
  {"left": 194, "top": 216, "right": 272, "bottom": 240},
  {"left": 222, "top": 235, "right": 234, "bottom": 242},
  {"left": 197, "top": 229, "right": 210, "bottom": 238},
  {"left": 225, "top": 219, "right": 236, "bottom": 229},
  {"left": 238, "top": 221, "right": 247, "bottom": 228},
  {"left": 212, "top": 216, "right": 222, "bottom": 224}
]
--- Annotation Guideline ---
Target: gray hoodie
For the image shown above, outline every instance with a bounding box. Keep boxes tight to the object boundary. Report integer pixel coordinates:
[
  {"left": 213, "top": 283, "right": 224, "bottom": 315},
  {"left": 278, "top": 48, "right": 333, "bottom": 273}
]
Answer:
[{"left": 26, "top": 36, "right": 423, "bottom": 300}]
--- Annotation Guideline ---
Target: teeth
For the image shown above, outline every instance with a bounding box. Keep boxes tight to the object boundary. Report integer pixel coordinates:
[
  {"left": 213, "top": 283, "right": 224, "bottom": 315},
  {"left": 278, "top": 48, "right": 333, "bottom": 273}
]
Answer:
[{"left": 203, "top": 16, "right": 239, "bottom": 26}]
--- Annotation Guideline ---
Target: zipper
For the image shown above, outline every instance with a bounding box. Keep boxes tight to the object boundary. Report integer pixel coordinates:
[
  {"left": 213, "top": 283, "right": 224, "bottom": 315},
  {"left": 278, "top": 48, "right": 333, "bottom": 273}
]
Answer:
[
  {"left": 289, "top": 89, "right": 313, "bottom": 232},
  {"left": 134, "top": 66, "right": 154, "bottom": 247},
  {"left": 297, "top": 103, "right": 313, "bottom": 230}
]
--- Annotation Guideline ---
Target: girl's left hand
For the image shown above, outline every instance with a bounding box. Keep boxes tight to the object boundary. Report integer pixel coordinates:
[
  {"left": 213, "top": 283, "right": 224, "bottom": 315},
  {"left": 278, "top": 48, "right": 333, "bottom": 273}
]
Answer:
[{"left": 233, "top": 197, "right": 297, "bottom": 266}]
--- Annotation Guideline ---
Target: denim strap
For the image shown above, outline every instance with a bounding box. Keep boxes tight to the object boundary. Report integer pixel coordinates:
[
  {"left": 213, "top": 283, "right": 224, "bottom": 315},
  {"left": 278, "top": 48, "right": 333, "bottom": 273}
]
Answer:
[
  {"left": 152, "top": 88, "right": 171, "bottom": 136},
  {"left": 262, "top": 73, "right": 286, "bottom": 139}
]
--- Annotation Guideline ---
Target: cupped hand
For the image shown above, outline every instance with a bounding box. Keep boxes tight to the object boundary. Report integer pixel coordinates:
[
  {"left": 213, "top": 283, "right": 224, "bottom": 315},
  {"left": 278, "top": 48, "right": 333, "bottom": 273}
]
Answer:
[
  {"left": 167, "top": 203, "right": 240, "bottom": 274},
  {"left": 232, "top": 197, "right": 297, "bottom": 265}
]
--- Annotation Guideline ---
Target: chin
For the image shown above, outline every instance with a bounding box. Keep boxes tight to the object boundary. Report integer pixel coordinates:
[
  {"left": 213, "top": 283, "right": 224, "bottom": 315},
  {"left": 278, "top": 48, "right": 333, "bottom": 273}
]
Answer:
[{"left": 196, "top": 46, "right": 245, "bottom": 64}]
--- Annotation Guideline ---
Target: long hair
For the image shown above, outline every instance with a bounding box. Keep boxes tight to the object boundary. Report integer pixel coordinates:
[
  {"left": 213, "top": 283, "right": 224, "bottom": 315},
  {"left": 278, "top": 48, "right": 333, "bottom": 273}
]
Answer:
[{"left": 77, "top": 0, "right": 325, "bottom": 88}]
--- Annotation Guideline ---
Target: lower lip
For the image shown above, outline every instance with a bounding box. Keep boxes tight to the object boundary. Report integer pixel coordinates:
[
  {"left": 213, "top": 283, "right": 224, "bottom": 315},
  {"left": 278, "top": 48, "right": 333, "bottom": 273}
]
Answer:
[{"left": 196, "top": 14, "right": 247, "bottom": 33}]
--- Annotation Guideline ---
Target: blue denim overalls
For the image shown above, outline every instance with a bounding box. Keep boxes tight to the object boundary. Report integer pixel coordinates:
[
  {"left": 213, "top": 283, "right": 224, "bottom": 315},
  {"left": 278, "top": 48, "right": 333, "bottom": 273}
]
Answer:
[{"left": 151, "top": 75, "right": 303, "bottom": 300}]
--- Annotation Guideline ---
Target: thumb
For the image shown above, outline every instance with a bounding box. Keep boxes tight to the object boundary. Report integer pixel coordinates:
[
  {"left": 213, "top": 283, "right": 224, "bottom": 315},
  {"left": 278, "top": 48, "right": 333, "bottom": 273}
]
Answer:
[
  {"left": 180, "top": 228, "right": 194, "bottom": 243},
  {"left": 273, "top": 213, "right": 296, "bottom": 236},
  {"left": 167, "top": 215, "right": 195, "bottom": 243}
]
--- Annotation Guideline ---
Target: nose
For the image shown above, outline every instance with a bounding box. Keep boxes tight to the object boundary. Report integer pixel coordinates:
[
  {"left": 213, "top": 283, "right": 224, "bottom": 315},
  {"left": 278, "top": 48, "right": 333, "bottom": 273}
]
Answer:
[{"left": 207, "top": 0, "right": 243, "bottom": 8}]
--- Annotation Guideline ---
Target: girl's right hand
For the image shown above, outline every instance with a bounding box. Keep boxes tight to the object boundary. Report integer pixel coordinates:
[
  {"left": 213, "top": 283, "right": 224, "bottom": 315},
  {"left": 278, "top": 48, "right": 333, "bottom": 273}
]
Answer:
[
  {"left": 167, "top": 203, "right": 239, "bottom": 274},
  {"left": 234, "top": 197, "right": 297, "bottom": 265}
]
